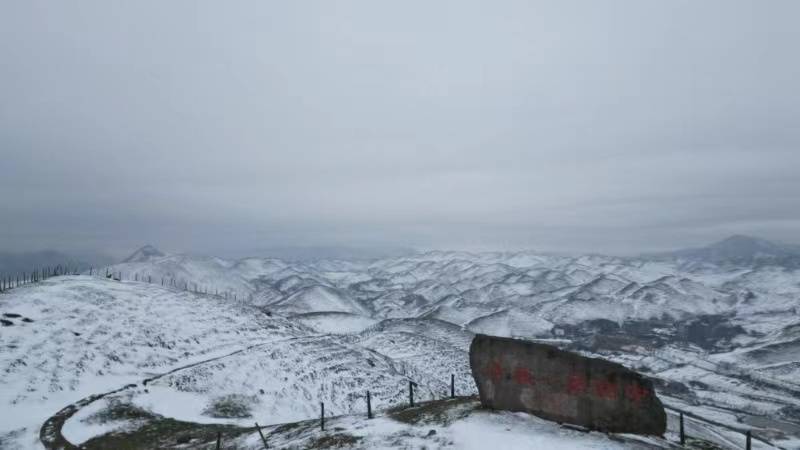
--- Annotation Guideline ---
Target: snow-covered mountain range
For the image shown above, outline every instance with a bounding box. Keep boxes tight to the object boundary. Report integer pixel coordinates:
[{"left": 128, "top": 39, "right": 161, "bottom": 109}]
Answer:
[{"left": 1, "top": 236, "right": 799, "bottom": 449}]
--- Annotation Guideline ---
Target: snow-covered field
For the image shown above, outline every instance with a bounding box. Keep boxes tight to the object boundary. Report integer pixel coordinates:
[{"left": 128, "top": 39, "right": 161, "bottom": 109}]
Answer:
[{"left": 1, "top": 236, "right": 799, "bottom": 448}]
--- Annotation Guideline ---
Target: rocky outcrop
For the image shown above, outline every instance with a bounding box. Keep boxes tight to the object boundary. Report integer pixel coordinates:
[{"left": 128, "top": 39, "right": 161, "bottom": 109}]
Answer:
[{"left": 469, "top": 334, "right": 666, "bottom": 435}]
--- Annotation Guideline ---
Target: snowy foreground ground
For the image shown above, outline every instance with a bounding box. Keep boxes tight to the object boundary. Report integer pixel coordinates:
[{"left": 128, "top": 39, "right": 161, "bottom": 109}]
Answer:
[{"left": 2, "top": 240, "right": 799, "bottom": 448}]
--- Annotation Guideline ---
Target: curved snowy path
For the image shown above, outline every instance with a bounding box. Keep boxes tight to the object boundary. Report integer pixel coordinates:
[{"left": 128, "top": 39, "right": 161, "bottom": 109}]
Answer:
[{"left": 39, "top": 336, "right": 312, "bottom": 449}]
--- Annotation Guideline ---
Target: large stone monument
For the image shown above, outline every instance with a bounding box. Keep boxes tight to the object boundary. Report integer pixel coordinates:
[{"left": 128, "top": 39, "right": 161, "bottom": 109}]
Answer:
[{"left": 469, "top": 334, "right": 666, "bottom": 435}]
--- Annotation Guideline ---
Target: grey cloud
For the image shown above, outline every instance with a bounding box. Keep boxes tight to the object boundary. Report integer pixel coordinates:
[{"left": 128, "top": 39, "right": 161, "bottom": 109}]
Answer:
[{"left": 1, "top": 0, "right": 799, "bottom": 257}]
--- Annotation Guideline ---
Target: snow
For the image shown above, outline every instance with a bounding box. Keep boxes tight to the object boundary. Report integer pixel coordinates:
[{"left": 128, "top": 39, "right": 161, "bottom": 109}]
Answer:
[
  {"left": 3, "top": 243, "right": 800, "bottom": 448},
  {"left": 0, "top": 276, "right": 305, "bottom": 449},
  {"left": 61, "top": 398, "right": 141, "bottom": 445},
  {"left": 447, "top": 412, "right": 634, "bottom": 449},
  {"left": 292, "top": 312, "right": 379, "bottom": 334},
  {"left": 233, "top": 400, "right": 671, "bottom": 449}
]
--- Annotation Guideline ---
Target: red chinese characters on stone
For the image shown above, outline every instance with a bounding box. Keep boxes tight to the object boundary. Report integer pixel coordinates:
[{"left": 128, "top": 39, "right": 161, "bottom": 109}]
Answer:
[
  {"left": 513, "top": 367, "right": 535, "bottom": 385},
  {"left": 485, "top": 360, "right": 503, "bottom": 383},
  {"left": 592, "top": 380, "right": 618, "bottom": 400},
  {"left": 566, "top": 373, "right": 587, "bottom": 394},
  {"left": 625, "top": 383, "right": 650, "bottom": 404}
]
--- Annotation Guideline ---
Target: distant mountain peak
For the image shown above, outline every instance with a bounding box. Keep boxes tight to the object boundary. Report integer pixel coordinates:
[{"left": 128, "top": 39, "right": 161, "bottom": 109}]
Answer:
[
  {"left": 659, "top": 235, "right": 800, "bottom": 265},
  {"left": 123, "top": 245, "right": 165, "bottom": 263},
  {"left": 710, "top": 235, "right": 778, "bottom": 249}
]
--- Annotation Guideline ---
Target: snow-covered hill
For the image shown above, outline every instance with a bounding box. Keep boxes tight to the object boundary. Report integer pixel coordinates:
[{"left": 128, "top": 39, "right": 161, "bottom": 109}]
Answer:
[{"left": 2, "top": 237, "right": 799, "bottom": 448}]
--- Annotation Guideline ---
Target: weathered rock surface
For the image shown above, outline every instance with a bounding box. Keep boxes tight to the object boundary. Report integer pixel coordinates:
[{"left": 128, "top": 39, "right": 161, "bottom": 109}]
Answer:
[{"left": 469, "top": 334, "right": 666, "bottom": 435}]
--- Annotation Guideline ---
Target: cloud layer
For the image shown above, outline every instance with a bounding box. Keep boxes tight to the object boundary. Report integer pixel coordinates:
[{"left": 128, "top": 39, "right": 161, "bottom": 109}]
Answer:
[{"left": 2, "top": 1, "right": 799, "bottom": 256}]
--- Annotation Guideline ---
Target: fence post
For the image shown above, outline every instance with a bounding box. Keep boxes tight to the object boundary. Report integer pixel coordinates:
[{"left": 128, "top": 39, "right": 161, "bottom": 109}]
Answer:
[
  {"left": 254, "top": 423, "right": 268, "bottom": 449},
  {"left": 148, "top": 275, "right": 151, "bottom": 283},
  {"left": 679, "top": 412, "right": 685, "bottom": 445},
  {"left": 321, "top": 402, "right": 325, "bottom": 430},
  {"left": 745, "top": 430, "right": 751, "bottom": 450},
  {"left": 367, "top": 391, "right": 372, "bottom": 419},
  {"left": 216, "top": 431, "right": 221, "bottom": 450},
  {"left": 451, "top": 374, "right": 455, "bottom": 398},
  {"left": 409, "top": 381, "right": 415, "bottom": 407}
]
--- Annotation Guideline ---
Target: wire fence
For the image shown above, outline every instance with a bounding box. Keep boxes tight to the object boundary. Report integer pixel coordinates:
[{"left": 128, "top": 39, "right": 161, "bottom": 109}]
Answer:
[
  {"left": 665, "top": 405, "right": 782, "bottom": 449},
  {"left": 0, "top": 265, "right": 251, "bottom": 304}
]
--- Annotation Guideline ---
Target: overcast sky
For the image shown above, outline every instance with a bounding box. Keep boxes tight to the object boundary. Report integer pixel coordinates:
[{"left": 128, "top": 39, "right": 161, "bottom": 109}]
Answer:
[{"left": 1, "top": 0, "right": 799, "bottom": 257}]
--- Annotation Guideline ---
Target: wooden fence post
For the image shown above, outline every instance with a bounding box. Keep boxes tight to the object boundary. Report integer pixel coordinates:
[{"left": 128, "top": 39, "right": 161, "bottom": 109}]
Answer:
[
  {"left": 367, "top": 391, "right": 372, "bottom": 419},
  {"left": 746, "top": 430, "right": 751, "bottom": 450},
  {"left": 216, "top": 431, "right": 221, "bottom": 450},
  {"left": 451, "top": 374, "right": 455, "bottom": 398},
  {"left": 679, "top": 412, "right": 685, "bottom": 445},
  {"left": 321, "top": 402, "right": 325, "bottom": 430},
  {"left": 254, "top": 422, "right": 268, "bottom": 449},
  {"left": 409, "top": 381, "right": 415, "bottom": 407}
]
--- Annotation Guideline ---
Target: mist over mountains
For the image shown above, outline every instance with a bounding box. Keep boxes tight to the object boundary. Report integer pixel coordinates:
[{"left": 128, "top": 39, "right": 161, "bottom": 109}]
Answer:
[{"left": 650, "top": 235, "right": 800, "bottom": 266}]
